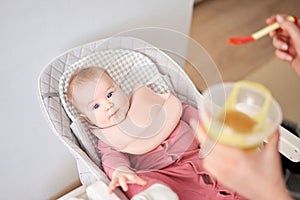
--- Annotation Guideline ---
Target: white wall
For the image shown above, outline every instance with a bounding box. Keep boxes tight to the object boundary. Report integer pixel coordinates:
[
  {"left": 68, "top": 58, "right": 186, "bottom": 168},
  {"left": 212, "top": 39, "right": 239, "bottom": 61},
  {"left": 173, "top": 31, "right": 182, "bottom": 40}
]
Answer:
[{"left": 0, "top": 0, "right": 193, "bottom": 199}]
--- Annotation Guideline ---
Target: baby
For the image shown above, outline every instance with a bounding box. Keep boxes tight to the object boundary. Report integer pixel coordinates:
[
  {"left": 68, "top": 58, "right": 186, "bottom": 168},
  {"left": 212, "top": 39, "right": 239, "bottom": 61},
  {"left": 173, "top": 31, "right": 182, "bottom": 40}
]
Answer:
[{"left": 67, "top": 66, "right": 246, "bottom": 200}]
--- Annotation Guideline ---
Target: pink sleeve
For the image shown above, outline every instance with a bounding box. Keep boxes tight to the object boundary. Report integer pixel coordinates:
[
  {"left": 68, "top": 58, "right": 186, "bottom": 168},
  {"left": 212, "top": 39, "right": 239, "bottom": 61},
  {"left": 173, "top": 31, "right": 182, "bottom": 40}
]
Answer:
[
  {"left": 98, "top": 139, "right": 131, "bottom": 179},
  {"left": 181, "top": 102, "right": 202, "bottom": 126}
]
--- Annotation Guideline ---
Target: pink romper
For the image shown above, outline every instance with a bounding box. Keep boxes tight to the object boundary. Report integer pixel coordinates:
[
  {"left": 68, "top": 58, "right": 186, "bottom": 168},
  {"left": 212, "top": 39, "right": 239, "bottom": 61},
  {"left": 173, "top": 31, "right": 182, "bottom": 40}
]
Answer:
[{"left": 98, "top": 103, "right": 247, "bottom": 200}]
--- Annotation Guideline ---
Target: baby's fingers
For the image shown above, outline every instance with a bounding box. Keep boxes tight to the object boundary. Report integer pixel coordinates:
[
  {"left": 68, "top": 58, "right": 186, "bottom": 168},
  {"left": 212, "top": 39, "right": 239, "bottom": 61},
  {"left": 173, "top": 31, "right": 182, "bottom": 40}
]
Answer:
[
  {"left": 108, "top": 179, "right": 118, "bottom": 194},
  {"left": 119, "top": 177, "right": 129, "bottom": 192},
  {"left": 124, "top": 175, "right": 147, "bottom": 186},
  {"left": 134, "top": 176, "right": 147, "bottom": 186}
]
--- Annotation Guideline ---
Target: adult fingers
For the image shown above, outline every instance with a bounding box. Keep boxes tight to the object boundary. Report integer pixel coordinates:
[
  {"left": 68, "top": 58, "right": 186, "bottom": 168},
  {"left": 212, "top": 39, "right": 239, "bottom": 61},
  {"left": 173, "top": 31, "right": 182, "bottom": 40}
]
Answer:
[
  {"left": 266, "top": 14, "right": 289, "bottom": 25},
  {"left": 272, "top": 34, "right": 297, "bottom": 57},
  {"left": 266, "top": 15, "right": 277, "bottom": 24},
  {"left": 275, "top": 49, "right": 293, "bottom": 62},
  {"left": 264, "top": 130, "right": 280, "bottom": 153},
  {"left": 277, "top": 15, "right": 300, "bottom": 47},
  {"left": 273, "top": 36, "right": 289, "bottom": 51}
]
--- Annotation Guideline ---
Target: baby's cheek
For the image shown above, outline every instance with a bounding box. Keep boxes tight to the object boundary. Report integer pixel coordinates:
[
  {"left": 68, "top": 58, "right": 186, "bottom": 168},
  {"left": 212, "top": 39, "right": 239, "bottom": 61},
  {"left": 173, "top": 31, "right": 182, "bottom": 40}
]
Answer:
[
  {"left": 96, "top": 113, "right": 111, "bottom": 127},
  {"left": 95, "top": 114, "right": 104, "bottom": 124}
]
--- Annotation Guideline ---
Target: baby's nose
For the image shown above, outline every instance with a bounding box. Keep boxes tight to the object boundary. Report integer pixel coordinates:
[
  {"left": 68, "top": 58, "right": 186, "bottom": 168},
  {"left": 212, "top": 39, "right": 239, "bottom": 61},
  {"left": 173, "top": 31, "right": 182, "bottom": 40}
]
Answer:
[{"left": 104, "top": 101, "right": 113, "bottom": 111}]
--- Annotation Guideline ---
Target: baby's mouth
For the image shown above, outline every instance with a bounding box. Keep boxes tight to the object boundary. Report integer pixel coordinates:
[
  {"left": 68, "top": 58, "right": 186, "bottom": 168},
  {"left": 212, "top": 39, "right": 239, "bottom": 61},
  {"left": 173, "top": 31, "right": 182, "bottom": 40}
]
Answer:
[{"left": 109, "top": 109, "right": 119, "bottom": 119}]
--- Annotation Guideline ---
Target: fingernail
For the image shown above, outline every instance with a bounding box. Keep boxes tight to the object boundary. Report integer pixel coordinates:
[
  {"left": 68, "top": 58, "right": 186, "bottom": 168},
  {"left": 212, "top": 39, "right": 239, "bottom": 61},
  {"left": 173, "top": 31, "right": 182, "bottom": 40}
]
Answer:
[
  {"left": 286, "top": 55, "right": 293, "bottom": 61},
  {"left": 281, "top": 43, "right": 288, "bottom": 50},
  {"left": 276, "top": 15, "right": 284, "bottom": 23}
]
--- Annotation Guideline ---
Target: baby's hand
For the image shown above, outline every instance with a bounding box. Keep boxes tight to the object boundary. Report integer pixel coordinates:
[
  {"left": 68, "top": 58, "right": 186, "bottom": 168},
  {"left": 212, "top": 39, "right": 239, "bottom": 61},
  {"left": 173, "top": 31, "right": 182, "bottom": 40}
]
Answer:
[{"left": 108, "top": 166, "right": 147, "bottom": 194}]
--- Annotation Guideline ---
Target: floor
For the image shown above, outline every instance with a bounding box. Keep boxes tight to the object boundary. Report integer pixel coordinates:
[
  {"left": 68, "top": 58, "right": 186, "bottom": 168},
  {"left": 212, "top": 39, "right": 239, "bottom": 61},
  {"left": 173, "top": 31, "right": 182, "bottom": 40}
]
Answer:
[
  {"left": 185, "top": 0, "right": 300, "bottom": 197},
  {"left": 185, "top": 0, "right": 300, "bottom": 124}
]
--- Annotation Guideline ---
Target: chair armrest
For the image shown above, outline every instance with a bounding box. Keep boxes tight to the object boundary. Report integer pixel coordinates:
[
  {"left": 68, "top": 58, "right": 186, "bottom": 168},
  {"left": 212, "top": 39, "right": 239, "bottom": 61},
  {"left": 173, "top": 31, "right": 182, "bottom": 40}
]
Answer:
[
  {"left": 279, "top": 126, "right": 300, "bottom": 162},
  {"left": 87, "top": 181, "right": 129, "bottom": 200}
]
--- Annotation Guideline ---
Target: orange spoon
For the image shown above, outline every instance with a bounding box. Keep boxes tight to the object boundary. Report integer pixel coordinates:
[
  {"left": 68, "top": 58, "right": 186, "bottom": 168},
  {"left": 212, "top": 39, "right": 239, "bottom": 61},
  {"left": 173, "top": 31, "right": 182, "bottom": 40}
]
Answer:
[{"left": 228, "top": 16, "right": 298, "bottom": 45}]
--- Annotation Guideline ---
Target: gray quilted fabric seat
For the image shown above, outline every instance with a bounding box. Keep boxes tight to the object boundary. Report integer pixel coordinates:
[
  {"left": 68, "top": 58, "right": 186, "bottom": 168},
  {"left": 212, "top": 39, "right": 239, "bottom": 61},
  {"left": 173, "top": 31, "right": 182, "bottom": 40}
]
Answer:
[{"left": 38, "top": 36, "right": 201, "bottom": 199}]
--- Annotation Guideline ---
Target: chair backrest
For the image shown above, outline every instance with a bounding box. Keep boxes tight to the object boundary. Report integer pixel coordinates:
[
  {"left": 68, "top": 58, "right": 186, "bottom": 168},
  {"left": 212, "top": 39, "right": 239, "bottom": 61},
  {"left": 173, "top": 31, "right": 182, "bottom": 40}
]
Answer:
[
  {"left": 59, "top": 48, "right": 175, "bottom": 168},
  {"left": 38, "top": 36, "right": 202, "bottom": 185}
]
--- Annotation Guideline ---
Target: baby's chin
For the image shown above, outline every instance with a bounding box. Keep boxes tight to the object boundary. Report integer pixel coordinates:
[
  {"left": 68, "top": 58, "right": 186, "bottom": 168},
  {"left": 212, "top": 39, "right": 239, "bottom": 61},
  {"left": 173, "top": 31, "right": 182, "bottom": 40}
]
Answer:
[{"left": 111, "top": 111, "right": 126, "bottom": 125}]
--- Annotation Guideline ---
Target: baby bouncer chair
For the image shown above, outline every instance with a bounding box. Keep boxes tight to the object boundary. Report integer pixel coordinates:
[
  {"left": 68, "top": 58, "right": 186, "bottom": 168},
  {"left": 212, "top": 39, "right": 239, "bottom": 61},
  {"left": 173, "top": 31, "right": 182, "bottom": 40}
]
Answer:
[{"left": 38, "top": 36, "right": 300, "bottom": 199}]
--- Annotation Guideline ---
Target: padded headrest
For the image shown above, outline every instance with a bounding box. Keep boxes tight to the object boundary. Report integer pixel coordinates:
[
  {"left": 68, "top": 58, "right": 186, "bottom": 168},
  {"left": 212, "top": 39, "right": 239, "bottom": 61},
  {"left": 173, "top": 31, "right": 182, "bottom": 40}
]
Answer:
[
  {"left": 59, "top": 49, "right": 172, "bottom": 122},
  {"left": 57, "top": 49, "right": 174, "bottom": 165}
]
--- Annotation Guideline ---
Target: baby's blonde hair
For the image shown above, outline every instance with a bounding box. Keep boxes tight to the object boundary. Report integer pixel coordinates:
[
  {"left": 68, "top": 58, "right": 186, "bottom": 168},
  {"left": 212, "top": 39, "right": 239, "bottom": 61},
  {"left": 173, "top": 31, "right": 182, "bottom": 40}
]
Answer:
[{"left": 67, "top": 66, "right": 107, "bottom": 104}]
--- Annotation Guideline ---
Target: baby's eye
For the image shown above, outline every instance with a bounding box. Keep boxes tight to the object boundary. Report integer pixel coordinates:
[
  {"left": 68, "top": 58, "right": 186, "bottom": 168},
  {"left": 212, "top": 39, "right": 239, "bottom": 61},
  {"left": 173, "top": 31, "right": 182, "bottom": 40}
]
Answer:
[
  {"left": 107, "top": 91, "right": 113, "bottom": 98},
  {"left": 93, "top": 103, "right": 100, "bottom": 110}
]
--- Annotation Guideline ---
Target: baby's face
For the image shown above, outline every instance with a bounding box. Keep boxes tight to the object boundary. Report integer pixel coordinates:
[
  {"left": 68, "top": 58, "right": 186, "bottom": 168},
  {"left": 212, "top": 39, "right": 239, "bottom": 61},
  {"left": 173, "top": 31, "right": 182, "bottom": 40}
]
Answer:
[{"left": 73, "top": 73, "right": 129, "bottom": 128}]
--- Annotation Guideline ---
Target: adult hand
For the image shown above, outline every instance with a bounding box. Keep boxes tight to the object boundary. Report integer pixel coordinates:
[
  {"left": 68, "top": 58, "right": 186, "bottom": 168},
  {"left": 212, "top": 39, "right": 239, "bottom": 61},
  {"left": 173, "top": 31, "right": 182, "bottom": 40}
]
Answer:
[
  {"left": 267, "top": 14, "right": 300, "bottom": 76},
  {"left": 108, "top": 166, "right": 147, "bottom": 194},
  {"left": 193, "top": 122, "right": 291, "bottom": 200}
]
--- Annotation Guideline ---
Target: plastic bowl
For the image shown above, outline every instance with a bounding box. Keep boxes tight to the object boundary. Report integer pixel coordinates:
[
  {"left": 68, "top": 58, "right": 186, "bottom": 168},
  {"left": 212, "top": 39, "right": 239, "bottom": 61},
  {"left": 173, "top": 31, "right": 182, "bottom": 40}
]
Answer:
[{"left": 200, "top": 81, "right": 282, "bottom": 149}]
